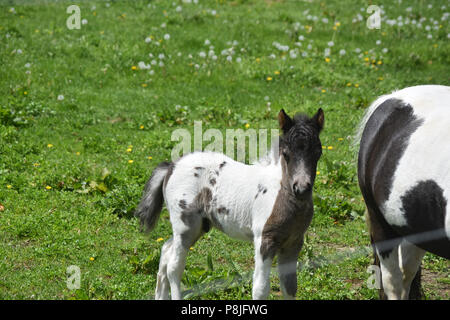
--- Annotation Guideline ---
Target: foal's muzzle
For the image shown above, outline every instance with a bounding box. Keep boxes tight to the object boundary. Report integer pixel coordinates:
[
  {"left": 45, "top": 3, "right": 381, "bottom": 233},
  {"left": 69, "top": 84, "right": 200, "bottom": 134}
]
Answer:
[{"left": 292, "top": 182, "right": 312, "bottom": 199}]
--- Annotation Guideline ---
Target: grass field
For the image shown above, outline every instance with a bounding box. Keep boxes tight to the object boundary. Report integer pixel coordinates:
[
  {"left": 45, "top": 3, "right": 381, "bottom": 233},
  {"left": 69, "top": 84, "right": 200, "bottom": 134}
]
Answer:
[{"left": 0, "top": 0, "right": 449, "bottom": 300}]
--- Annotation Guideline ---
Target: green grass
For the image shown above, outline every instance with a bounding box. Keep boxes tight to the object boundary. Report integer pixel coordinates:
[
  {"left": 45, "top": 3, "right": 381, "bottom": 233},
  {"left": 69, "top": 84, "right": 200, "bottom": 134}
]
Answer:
[{"left": 0, "top": 0, "right": 449, "bottom": 300}]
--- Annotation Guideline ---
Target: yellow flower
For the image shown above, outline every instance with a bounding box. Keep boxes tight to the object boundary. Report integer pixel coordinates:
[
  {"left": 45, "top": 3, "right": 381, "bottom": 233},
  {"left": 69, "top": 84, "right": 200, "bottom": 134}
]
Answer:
[
  {"left": 338, "top": 138, "right": 344, "bottom": 141},
  {"left": 327, "top": 146, "right": 334, "bottom": 150},
  {"left": 354, "top": 84, "right": 359, "bottom": 88},
  {"left": 274, "top": 71, "right": 280, "bottom": 75},
  {"left": 139, "top": 125, "right": 144, "bottom": 129},
  {"left": 377, "top": 60, "right": 382, "bottom": 65},
  {"left": 131, "top": 66, "right": 137, "bottom": 70},
  {"left": 23, "top": 91, "right": 28, "bottom": 95},
  {"left": 266, "top": 76, "right": 272, "bottom": 81},
  {"left": 156, "top": 237, "right": 164, "bottom": 242},
  {"left": 255, "top": 58, "right": 261, "bottom": 63},
  {"left": 321, "top": 89, "right": 326, "bottom": 93},
  {"left": 141, "top": 83, "right": 148, "bottom": 87},
  {"left": 325, "top": 58, "right": 330, "bottom": 63},
  {"left": 346, "top": 82, "right": 352, "bottom": 87},
  {"left": 89, "top": 257, "right": 95, "bottom": 261},
  {"left": 45, "top": 186, "right": 52, "bottom": 190},
  {"left": 33, "top": 163, "right": 40, "bottom": 167},
  {"left": 335, "top": 22, "right": 341, "bottom": 27},
  {"left": 189, "top": 247, "right": 194, "bottom": 251},
  {"left": 126, "top": 148, "right": 132, "bottom": 153},
  {"left": 364, "top": 57, "right": 369, "bottom": 62},
  {"left": 147, "top": 156, "right": 153, "bottom": 160},
  {"left": 244, "top": 123, "right": 250, "bottom": 129},
  {"left": 378, "top": 77, "right": 384, "bottom": 81},
  {"left": 47, "top": 144, "right": 53, "bottom": 148},
  {"left": 316, "top": 171, "right": 320, "bottom": 175},
  {"left": 6, "top": 185, "right": 12, "bottom": 189},
  {"left": 76, "top": 152, "right": 80, "bottom": 156},
  {"left": 128, "top": 160, "right": 134, "bottom": 164}
]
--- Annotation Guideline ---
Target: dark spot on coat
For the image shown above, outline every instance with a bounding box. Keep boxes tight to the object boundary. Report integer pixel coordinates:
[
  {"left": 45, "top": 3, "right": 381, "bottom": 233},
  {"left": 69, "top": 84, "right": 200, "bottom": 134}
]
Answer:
[
  {"left": 255, "top": 184, "right": 268, "bottom": 199},
  {"left": 219, "top": 161, "right": 227, "bottom": 169},
  {"left": 398, "top": 180, "right": 450, "bottom": 259},
  {"left": 179, "top": 199, "right": 187, "bottom": 209},
  {"left": 194, "top": 173, "right": 199, "bottom": 178},
  {"left": 210, "top": 178, "right": 216, "bottom": 186},
  {"left": 195, "top": 166, "right": 204, "bottom": 170},
  {"left": 217, "top": 206, "right": 229, "bottom": 214}
]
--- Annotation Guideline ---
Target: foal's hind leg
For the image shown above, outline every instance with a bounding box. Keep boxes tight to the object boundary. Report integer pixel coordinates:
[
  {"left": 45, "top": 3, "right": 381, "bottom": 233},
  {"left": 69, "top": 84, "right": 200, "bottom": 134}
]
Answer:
[{"left": 155, "top": 237, "right": 173, "bottom": 300}]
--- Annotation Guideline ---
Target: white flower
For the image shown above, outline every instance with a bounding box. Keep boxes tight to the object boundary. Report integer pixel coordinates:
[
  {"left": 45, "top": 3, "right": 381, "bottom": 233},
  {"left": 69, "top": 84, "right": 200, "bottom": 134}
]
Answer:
[
  {"left": 236, "top": 57, "right": 242, "bottom": 63},
  {"left": 226, "top": 55, "right": 232, "bottom": 62},
  {"left": 16, "top": 49, "right": 23, "bottom": 54},
  {"left": 382, "top": 48, "right": 388, "bottom": 53},
  {"left": 149, "top": 70, "right": 155, "bottom": 75},
  {"left": 158, "top": 53, "right": 165, "bottom": 60},
  {"left": 355, "top": 48, "right": 361, "bottom": 53},
  {"left": 57, "top": 95, "right": 64, "bottom": 101},
  {"left": 145, "top": 37, "right": 152, "bottom": 43},
  {"left": 199, "top": 51, "right": 206, "bottom": 58},
  {"left": 208, "top": 50, "right": 215, "bottom": 57},
  {"left": 204, "top": 39, "right": 210, "bottom": 46},
  {"left": 138, "top": 61, "right": 151, "bottom": 69},
  {"left": 339, "top": 49, "right": 346, "bottom": 55},
  {"left": 324, "top": 48, "right": 330, "bottom": 57},
  {"left": 298, "top": 35, "right": 305, "bottom": 41},
  {"left": 376, "top": 40, "right": 381, "bottom": 45},
  {"left": 161, "top": 23, "right": 166, "bottom": 28},
  {"left": 269, "top": 53, "right": 276, "bottom": 59},
  {"left": 159, "top": 61, "right": 165, "bottom": 67},
  {"left": 211, "top": 55, "right": 218, "bottom": 61},
  {"left": 24, "top": 63, "right": 31, "bottom": 68},
  {"left": 302, "top": 51, "right": 308, "bottom": 57},
  {"left": 327, "top": 41, "right": 334, "bottom": 47},
  {"left": 264, "top": 96, "right": 270, "bottom": 101},
  {"left": 164, "top": 34, "right": 170, "bottom": 40},
  {"left": 427, "top": 34, "right": 432, "bottom": 39},
  {"left": 307, "top": 44, "right": 312, "bottom": 50},
  {"left": 211, "top": 10, "right": 217, "bottom": 15},
  {"left": 151, "top": 60, "right": 157, "bottom": 65},
  {"left": 81, "top": 19, "right": 88, "bottom": 25},
  {"left": 322, "top": 18, "right": 329, "bottom": 24},
  {"left": 176, "top": 6, "right": 182, "bottom": 12}
]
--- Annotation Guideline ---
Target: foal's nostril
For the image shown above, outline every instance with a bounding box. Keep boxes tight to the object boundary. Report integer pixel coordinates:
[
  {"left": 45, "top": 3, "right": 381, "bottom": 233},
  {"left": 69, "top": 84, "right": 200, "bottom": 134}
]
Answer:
[
  {"left": 293, "top": 182, "right": 299, "bottom": 196},
  {"left": 292, "top": 182, "right": 312, "bottom": 198}
]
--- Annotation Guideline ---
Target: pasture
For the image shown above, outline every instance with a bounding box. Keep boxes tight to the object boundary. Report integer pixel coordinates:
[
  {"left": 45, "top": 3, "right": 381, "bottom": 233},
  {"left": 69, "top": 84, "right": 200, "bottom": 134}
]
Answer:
[{"left": 0, "top": 0, "right": 449, "bottom": 300}]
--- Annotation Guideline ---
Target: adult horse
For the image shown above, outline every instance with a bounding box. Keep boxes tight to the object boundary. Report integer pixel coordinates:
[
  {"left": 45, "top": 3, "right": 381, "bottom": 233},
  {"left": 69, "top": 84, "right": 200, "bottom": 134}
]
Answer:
[{"left": 357, "top": 85, "right": 450, "bottom": 299}]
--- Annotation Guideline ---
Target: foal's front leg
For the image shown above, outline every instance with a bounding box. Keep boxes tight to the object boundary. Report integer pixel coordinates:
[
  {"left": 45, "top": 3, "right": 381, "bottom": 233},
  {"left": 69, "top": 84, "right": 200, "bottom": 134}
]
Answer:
[
  {"left": 252, "top": 237, "right": 274, "bottom": 300},
  {"left": 277, "top": 243, "right": 302, "bottom": 300}
]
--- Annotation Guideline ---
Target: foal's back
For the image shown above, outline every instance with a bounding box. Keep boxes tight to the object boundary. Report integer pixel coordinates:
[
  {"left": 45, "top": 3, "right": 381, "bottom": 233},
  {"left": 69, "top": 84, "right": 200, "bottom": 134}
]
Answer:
[{"left": 164, "top": 151, "right": 281, "bottom": 241}]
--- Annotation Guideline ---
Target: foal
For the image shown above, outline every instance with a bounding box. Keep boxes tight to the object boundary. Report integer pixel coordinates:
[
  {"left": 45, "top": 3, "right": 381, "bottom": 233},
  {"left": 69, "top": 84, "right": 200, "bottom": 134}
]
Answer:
[{"left": 136, "top": 109, "right": 324, "bottom": 300}]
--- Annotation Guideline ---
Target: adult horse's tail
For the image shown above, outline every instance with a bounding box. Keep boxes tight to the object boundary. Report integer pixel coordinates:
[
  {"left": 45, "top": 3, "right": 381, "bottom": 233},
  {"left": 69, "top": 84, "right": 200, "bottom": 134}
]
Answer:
[{"left": 135, "top": 161, "right": 173, "bottom": 232}]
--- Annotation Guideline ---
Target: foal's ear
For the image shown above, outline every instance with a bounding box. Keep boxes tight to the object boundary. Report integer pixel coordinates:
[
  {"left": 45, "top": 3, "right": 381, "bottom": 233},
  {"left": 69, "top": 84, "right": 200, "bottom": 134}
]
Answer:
[
  {"left": 312, "top": 108, "right": 325, "bottom": 132},
  {"left": 278, "top": 109, "right": 294, "bottom": 133}
]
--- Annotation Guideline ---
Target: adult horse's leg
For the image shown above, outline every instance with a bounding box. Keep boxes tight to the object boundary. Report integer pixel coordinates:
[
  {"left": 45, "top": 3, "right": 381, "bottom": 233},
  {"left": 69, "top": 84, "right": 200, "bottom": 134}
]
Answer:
[
  {"left": 399, "top": 241, "right": 425, "bottom": 299},
  {"left": 155, "top": 237, "right": 173, "bottom": 300},
  {"left": 252, "top": 236, "right": 274, "bottom": 300},
  {"left": 277, "top": 242, "right": 302, "bottom": 300}
]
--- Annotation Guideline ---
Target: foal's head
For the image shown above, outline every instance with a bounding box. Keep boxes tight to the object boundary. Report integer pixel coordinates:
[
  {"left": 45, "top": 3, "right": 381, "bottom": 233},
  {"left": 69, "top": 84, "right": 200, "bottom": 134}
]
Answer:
[{"left": 278, "top": 108, "right": 324, "bottom": 200}]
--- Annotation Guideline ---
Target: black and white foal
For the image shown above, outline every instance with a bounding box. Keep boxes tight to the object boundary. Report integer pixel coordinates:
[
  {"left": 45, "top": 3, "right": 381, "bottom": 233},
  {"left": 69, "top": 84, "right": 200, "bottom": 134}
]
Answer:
[
  {"left": 357, "top": 85, "right": 450, "bottom": 299},
  {"left": 136, "top": 109, "right": 324, "bottom": 300}
]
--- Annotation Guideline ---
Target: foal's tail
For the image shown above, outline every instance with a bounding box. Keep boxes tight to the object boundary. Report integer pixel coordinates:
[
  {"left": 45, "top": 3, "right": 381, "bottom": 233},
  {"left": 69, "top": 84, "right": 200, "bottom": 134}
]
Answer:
[{"left": 135, "top": 161, "right": 173, "bottom": 232}]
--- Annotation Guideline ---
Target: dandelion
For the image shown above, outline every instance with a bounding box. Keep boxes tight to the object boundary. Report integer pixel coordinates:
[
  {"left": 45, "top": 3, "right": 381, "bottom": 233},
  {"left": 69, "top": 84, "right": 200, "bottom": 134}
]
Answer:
[
  {"left": 45, "top": 186, "right": 52, "bottom": 190},
  {"left": 274, "top": 71, "right": 280, "bottom": 75},
  {"left": 255, "top": 57, "right": 261, "bottom": 63},
  {"left": 316, "top": 171, "right": 320, "bottom": 175},
  {"left": 23, "top": 91, "right": 28, "bottom": 95},
  {"left": 377, "top": 60, "right": 382, "bottom": 65},
  {"left": 76, "top": 152, "right": 81, "bottom": 156},
  {"left": 128, "top": 160, "right": 134, "bottom": 164},
  {"left": 126, "top": 148, "right": 132, "bottom": 153},
  {"left": 47, "top": 144, "right": 53, "bottom": 148},
  {"left": 338, "top": 138, "right": 344, "bottom": 141},
  {"left": 325, "top": 57, "right": 330, "bottom": 63},
  {"left": 33, "top": 163, "right": 40, "bottom": 167},
  {"left": 147, "top": 156, "right": 153, "bottom": 160},
  {"left": 6, "top": 185, "right": 12, "bottom": 189},
  {"left": 321, "top": 89, "right": 326, "bottom": 93},
  {"left": 156, "top": 237, "right": 164, "bottom": 242},
  {"left": 131, "top": 66, "right": 137, "bottom": 71},
  {"left": 89, "top": 257, "right": 95, "bottom": 261},
  {"left": 327, "top": 146, "right": 334, "bottom": 150},
  {"left": 141, "top": 83, "right": 147, "bottom": 88},
  {"left": 346, "top": 82, "right": 352, "bottom": 87},
  {"left": 364, "top": 57, "right": 369, "bottom": 62},
  {"left": 140, "top": 125, "right": 144, "bottom": 129},
  {"left": 266, "top": 76, "right": 273, "bottom": 81},
  {"left": 354, "top": 83, "right": 359, "bottom": 88},
  {"left": 245, "top": 123, "right": 250, "bottom": 129}
]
